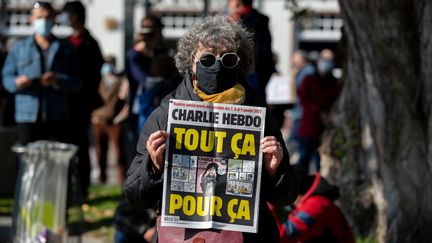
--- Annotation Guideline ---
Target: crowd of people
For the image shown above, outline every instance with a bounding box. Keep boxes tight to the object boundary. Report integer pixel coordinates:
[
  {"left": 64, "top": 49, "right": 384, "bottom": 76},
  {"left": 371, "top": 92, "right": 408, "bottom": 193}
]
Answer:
[{"left": 0, "top": 0, "right": 354, "bottom": 242}]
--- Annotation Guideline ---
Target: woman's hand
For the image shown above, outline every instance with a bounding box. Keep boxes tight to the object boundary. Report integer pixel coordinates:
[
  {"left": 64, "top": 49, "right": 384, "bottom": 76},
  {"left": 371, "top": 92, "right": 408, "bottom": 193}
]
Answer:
[
  {"left": 146, "top": 130, "right": 169, "bottom": 173},
  {"left": 261, "top": 136, "right": 284, "bottom": 178}
]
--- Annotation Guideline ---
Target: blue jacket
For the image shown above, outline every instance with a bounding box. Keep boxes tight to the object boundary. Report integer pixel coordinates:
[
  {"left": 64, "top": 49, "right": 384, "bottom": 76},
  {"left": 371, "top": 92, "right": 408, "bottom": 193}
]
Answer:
[{"left": 2, "top": 36, "right": 81, "bottom": 123}]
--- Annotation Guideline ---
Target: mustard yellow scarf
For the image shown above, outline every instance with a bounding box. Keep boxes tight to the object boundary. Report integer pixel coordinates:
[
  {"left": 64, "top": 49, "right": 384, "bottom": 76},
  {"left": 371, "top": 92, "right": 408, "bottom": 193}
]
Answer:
[{"left": 193, "top": 81, "right": 245, "bottom": 104}]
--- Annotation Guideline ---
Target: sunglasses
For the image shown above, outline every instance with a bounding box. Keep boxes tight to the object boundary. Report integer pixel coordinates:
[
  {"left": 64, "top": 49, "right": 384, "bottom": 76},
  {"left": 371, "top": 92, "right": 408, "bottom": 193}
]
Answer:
[{"left": 195, "top": 52, "right": 240, "bottom": 69}]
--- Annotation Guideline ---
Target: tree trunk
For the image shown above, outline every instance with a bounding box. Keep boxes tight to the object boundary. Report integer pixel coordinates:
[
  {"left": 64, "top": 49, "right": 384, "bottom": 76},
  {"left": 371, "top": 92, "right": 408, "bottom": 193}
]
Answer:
[{"left": 320, "top": 0, "right": 432, "bottom": 242}]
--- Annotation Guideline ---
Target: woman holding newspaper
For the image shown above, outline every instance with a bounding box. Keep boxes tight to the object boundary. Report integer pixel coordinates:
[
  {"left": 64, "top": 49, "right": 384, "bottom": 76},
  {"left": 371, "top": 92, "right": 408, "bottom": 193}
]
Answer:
[{"left": 124, "top": 16, "right": 298, "bottom": 243}]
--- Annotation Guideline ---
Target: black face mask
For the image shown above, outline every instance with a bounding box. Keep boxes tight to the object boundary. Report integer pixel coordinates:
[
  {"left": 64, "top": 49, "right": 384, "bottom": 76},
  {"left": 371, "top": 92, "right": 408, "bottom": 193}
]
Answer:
[{"left": 195, "top": 60, "right": 237, "bottom": 94}]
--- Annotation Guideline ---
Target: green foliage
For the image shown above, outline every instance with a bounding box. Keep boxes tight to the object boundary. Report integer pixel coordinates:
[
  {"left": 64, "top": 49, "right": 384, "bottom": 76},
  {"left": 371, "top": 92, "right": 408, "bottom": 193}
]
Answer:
[
  {"left": 284, "top": 0, "right": 311, "bottom": 20},
  {"left": 68, "top": 184, "right": 123, "bottom": 242},
  {"left": 356, "top": 235, "right": 377, "bottom": 243},
  {"left": 332, "top": 122, "right": 360, "bottom": 166},
  {"left": 0, "top": 198, "right": 13, "bottom": 216},
  {"left": 2, "top": 185, "right": 123, "bottom": 241}
]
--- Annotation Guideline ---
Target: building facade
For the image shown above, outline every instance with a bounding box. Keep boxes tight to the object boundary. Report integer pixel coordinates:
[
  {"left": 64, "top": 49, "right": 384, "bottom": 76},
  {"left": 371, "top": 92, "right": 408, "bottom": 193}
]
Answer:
[{"left": 1, "top": 0, "right": 342, "bottom": 78}]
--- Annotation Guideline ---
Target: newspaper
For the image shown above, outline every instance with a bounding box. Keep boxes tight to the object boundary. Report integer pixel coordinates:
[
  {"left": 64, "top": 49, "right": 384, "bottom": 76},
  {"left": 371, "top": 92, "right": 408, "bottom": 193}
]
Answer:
[{"left": 161, "top": 99, "right": 266, "bottom": 233}]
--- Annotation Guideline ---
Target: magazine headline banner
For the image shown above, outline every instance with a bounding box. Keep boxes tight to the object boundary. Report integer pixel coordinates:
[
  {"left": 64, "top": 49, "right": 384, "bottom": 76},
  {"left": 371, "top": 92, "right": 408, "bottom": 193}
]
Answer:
[{"left": 161, "top": 99, "right": 266, "bottom": 233}]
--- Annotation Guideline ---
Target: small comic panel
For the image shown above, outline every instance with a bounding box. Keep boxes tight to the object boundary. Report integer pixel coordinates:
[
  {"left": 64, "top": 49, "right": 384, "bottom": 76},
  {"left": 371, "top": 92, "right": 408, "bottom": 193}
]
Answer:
[
  {"left": 226, "top": 181, "right": 253, "bottom": 197},
  {"left": 184, "top": 183, "right": 195, "bottom": 193},
  {"left": 173, "top": 154, "right": 182, "bottom": 166},
  {"left": 182, "top": 155, "right": 191, "bottom": 167},
  {"left": 238, "top": 182, "right": 253, "bottom": 196},
  {"left": 228, "top": 159, "right": 243, "bottom": 172},
  {"left": 190, "top": 156, "right": 197, "bottom": 168},
  {"left": 242, "top": 160, "right": 255, "bottom": 173},
  {"left": 246, "top": 173, "right": 254, "bottom": 182},
  {"left": 228, "top": 172, "right": 238, "bottom": 180},
  {"left": 171, "top": 180, "right": 184, "bottom": 192},
  {"left": 172, "top": 167, "right": 189, "bottom": 182},
  {"left": 189, "top": 169, "right": 196, "bottom": 182}
]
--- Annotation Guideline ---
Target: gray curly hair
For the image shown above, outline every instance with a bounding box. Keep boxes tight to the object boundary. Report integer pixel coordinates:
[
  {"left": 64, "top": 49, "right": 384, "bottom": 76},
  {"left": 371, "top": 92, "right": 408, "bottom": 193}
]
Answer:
[{"left": 174, "top": 15, "right": 254, "bottom": 80}]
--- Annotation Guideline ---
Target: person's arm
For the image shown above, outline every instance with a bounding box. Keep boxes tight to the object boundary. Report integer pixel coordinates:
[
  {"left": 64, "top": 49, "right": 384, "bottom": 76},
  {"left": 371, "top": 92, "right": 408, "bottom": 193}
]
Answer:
[
  {"left": 51, "top": 44, "right": 82, "bottom": 92},
  {"left": 128, "top": 49, "right": 150, "bottom": 86},
  {"left": 1, "top": 46, "right": 26, "bottom": 93},
  {"left": 299, "top": 76, "right": 320, "bottom": 113},
  {"left": 123, "top": 106, "right": 168, "bottom": 208},
  {"left": 89, "top": 39, "right": 104, "bottom": 94},
  {"left": 281, "top": 197, "right": 327, "bottom": 242},
  {"left": 262, "top": 112, "right": 298, "bottom": 206}
]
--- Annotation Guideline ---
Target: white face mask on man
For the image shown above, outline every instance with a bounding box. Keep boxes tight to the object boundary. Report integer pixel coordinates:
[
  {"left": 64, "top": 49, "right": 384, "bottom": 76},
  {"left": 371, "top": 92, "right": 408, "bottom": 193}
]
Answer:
[{"left": 33, "top": 18, "right": 54, "bottom": 37}]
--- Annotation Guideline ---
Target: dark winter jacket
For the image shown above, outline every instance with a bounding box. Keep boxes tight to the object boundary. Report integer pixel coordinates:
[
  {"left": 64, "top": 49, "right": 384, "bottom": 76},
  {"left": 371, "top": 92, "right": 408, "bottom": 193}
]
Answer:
[
  {"left": 124, "top": 76, "right": 298, "bottom": 242},
  {"left": 277, "top": 173, "right": 354, "bottom": 243},
  {"left": 240, "top": 8, "right": 275, "bottom": 99},
  {"left": 68, "top": 28, "right": 104, "bottom": 117},
  {"left": 298, "top": 73, "right": 341, "bottom": 140}
]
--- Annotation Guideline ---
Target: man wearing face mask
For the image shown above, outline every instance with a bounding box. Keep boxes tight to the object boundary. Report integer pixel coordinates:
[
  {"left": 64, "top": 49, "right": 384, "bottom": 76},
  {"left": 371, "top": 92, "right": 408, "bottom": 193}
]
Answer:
[
  {"left": 1, "top": 1, "right": 81, "bottom": 145},
  {"left": 296, "top": 49, "right": 342, "bottom": 173},
  {"left": 227, "top": 0, "right": 275, "bottom": 101},
  {"left": 288, "top": 50, "right": 316, "bottom": 145},
  {"left": 62, "top": 0, "right": 104, "bottom": 198},
  {"left": 126, "top": 15, "right": 180, "bottom": 144}
]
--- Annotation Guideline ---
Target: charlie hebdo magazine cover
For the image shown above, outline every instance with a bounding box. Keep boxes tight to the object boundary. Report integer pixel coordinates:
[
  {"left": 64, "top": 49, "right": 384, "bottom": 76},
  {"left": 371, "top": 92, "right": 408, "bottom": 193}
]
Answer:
[{"left": 161, "top": 99, "right": 266, "bottom": 233}]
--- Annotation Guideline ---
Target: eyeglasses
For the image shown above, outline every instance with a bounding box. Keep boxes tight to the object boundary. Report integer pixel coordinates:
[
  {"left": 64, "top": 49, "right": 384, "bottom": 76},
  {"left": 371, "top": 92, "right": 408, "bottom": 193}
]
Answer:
[{"left": 195, "top": 52, "right": 240, "bottom": 69}]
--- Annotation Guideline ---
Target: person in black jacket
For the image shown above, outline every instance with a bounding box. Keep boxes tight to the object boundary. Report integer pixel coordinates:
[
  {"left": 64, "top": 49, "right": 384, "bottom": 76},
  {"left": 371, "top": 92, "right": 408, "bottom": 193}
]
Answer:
[
  {"left": 227, "top": 0, "right": 275, "bottom": 101},
  {"left": 0, "top": 33, "right": 14, "bottom": 127},
  {"left": 62, "top": 1, "right": 105, "bottom": 198},
  {"left": 123, "top": 16, "right": 297, "bottom": 243}
]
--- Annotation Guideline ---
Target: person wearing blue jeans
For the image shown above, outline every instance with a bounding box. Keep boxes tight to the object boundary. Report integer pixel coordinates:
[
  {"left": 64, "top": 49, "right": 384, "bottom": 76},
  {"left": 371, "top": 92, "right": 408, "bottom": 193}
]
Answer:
[{"left": 2, "top": 1, "right": 81, "bottom": 145}]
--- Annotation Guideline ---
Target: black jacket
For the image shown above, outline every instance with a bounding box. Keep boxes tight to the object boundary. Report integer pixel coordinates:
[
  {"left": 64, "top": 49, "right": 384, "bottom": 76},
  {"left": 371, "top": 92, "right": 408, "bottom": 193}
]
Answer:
[
  {"left": 240, "top": 9, "right": 275, "bottom": 99},
  {"left": 124, "top": 76, "right": 298, "bottom": 242},
  {"left": 69, "top": 28, "right": 104, "bottom": 117}
]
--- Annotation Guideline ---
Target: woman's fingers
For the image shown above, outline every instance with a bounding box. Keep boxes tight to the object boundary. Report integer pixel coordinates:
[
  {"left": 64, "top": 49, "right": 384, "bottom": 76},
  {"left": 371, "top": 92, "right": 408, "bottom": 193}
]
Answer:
[
  {"left": 155, "top": 143, "right": 167, "bottom": 156},
  {"left": 149, "top": 135, "right": 167, "bottom": 151},
  {"left": 261, "top": 136, "right": 279, "bottom": 151},
  {"left": 147, "top": 131, "right": 169, "bottom": 172},
  {"left": 261, "top": 136, "right": 283, "bottom": 178},
  {"left": 147, "top": 131, "right": 168, "bottom": 151}
]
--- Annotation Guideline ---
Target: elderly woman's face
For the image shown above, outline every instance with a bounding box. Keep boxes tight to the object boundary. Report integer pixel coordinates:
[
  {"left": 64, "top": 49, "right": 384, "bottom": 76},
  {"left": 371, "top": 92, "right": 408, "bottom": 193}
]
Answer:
[
  {"left": 192, "top": 46, "right": 229, "bottom": 75},
  {"left": 192, "top": 44, "right": 240, "bottom": 94}
]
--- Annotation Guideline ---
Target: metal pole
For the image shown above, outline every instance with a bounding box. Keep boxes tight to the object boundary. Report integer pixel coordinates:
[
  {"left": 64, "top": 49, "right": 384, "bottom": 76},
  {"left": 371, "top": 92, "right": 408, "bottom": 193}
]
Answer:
[
  {"left": 0, "top": 0, "right": 7, "bottom": 28},
  {"left": 144, "top": 0, "right": 151, "bottom": 16},
  {"left": 124, "top": 0, "right": 135, "bottom": 62},
  {"left": 203, "top": 0, "right": 210, "bottom": 17}
]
